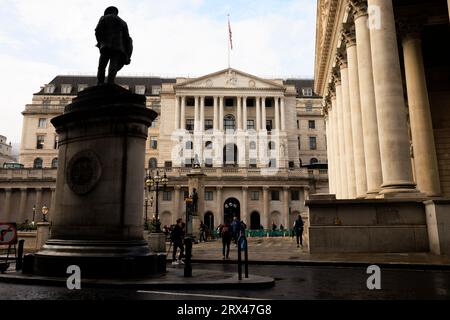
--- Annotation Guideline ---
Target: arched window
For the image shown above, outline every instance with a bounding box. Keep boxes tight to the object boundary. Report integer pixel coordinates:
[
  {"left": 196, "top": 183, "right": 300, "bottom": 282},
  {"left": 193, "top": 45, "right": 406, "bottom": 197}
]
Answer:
[
  {"left": 148, "top": 158, "right": 158, "bottom": 169},
  {"left": 224, "top": 115, "right": 236, "bottom": 131},
  {"left": 249, "top": 141, "right": 257, "bottom": 150},
  {"left": 186, "top": 141, "right": 193, "bottom": 150},
  {"left": 51, "top": 158, "right": 59, "bottom": 169},
  {"left": 310, "top": 158, "right": 319, "bottom": 165},
  {"left": 205, "top": 141, "right": 213, "bottom": 150},
  {"left": 268, "top": 141, "right": 276, "bottom": 150},
  {"left": 34, "top": 158, "right": 43, "bottom": 169}
]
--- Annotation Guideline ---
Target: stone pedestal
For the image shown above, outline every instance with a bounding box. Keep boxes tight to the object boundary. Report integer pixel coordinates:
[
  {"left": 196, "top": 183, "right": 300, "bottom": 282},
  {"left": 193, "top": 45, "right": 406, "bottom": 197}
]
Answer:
[
  {"left": 35, "top": 222, "right": 50, "bottom": 250},
  {"left": 147, "top": 233, "right": 166, "bottom": 253},
  {"left": 187, "top": 168, "right": 206, "bottom": 239},
  {"left": 32, "top": 85, "right": 162, "bottom": 278},
  {"left": 425, "top": 200, "right": 450, "bottom": 255}
]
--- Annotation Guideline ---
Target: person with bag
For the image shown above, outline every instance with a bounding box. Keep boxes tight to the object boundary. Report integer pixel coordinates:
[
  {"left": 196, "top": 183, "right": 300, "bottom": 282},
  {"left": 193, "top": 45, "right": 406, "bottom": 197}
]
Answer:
[
  {"left": 219, "top": 222, "right": 232, "bottom": 260},
  {"left": 293, "top": 215, "right": 305, "bottom": 248},
  {"left": 170, "top": 218, "right": 185, "bottom": 265}
]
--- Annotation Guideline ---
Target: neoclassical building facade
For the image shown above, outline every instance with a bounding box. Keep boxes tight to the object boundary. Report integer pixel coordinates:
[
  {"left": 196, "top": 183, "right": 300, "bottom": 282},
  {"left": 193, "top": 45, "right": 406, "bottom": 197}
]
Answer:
[
  {"left": 309, "top": 0, "right": 450, "bottom": 255},
  {"left": 0, "top": 69, "right": 328, "bottom": 231}
]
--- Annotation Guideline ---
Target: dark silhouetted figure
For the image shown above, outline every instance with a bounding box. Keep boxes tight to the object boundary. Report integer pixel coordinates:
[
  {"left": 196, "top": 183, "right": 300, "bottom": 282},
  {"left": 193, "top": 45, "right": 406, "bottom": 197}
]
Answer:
[{"left": 95, "top": 6, "right": 133, "bottom": 85}]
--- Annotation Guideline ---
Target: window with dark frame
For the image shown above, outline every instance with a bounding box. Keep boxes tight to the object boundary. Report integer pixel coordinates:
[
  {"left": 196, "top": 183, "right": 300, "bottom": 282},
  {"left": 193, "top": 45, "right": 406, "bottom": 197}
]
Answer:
[
  {"left": 36, "top": 135, "right": 45, "bottom": 149},
  {"left": 271, "top": 191, "right": 280, "bottom": 201},
  {"left": 309, "top": 136, "right": 317, "bottom": 150},
  {"left": 291, "top": 190, "right": 300, "bottom": 201},
  {"left": 251, "top": 191, "right": 260, "bottom": 201},
  {"left": 163, "top": 191, "right": 172, "bottom": 201},
  {"left": 205, "top": 191, "right": 214, "bottom": 201},
  {"left": 309, "top": 120, "right": 316, "bottom": 129},
  {"left": 186, "top": 119, "right": 195, "bottom": 132}
]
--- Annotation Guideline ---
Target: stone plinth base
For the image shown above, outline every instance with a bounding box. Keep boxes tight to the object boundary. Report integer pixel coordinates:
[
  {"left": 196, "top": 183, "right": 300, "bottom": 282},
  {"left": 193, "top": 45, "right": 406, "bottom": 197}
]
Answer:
[
  {"left": 36, "top": 223, "right": 50, "bottom": 250},
  {"left": 425, "top": 199, "right": 450, "bottom": 255},
  {"left": 307, "top": 198, "right": 430, "bottom": 253},
  {"left": 147, "top": 233, "right": 166, "bottom": 253},
  {"left": 32, "top": 239, "right": 166, "bottom": 278}
]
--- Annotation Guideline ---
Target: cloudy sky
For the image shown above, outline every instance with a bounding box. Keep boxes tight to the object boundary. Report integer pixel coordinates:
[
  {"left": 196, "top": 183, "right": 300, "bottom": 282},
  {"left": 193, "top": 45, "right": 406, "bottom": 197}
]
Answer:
[{"left": 0, "top": 0, "right": 317, "bottom": 144}]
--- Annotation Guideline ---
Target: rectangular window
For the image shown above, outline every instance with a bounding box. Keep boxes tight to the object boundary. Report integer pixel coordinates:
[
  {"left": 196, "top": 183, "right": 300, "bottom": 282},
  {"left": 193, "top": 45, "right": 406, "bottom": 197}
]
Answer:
[
  {"left": 303, "top": 88, "right": 313, "bottom": 97},
  {"left": 247, "top": 120, "right": 255, "bottom": 130},
  {"left": 266, "top": 99, "right": 273, "bottom": 108},
  {"left": 185, "top": 158, "right": 194, "bottom": 168},
  {"left": 309, "top": 136, "right": 317, "bottom": 150},
  {"left": 205, "top": 97, "right": 214, "bottom": 107},
  {"left": 205, "top": 119, "right": 213, "bottom": 131},
  {"left": 271, "top": 191, "right": 280, "bottom": 201},
  {"left": 251, "top": 191, "right": 260, "bottom": 201},
  {"left": 54, "top": 136, "right": 59, "bottom": 149},
  {"left": 249, "top": 159, "right": 257, "bottom": 168},
  {"left": 164, "top": 161, "right": 173, "bottom": 168},
  {"left": 186, "top": 119, "right": 195, "bottom": 132},
  {"left": 38, "top": 118, "right": 47, "bottom": 128},
  {"left": 163, "top": 191, "right": 172, "bottom": 201},
  {"left": 306, "top": 103, "right": 313, "bottom": 112},
  {"left": 36, "top": 135, "right": 45, "bottom": 149},
  {"left": 205, "top": 158, "right": 213, "bottom": 168},
  {"left": 152, "top": 86, "right": 161, "bottom": 95},
  {"left": 44, "top": 85, "right": 55, "bottom": 94},
  {"left": 266, "top": 120, "right": 273, "bottom": 131},
  {"left": 61, "top": 85, "right": 72, "bottom": 94},
  {"left": 309, "top": 120, "right": 316, "bottom": 129},
  {"left": 298, "top": 137, "right": 301, "bottom": 150},
  {"left": 225, "top": 98, "right": 234, "bottom": 107},
  {"left": 135, "top": 85, "right": 146, "bottom": 95},
  {"left": 150, "top": 137, "right": 158, "bottom": 150},
  {"left": 297, "top": 120, "right": 300, "bottom": 129},
  {"left": 289, "top": 161, "right": 295, "bottom": 169},
  {"left": 291, "top": 191, "right": 300, "bottom": 201},
  {"left": 205, "top": 191, "right": 214, "bottom": 201},
  {"left": 150, "top": 119, "right": 158, "bottom": 128},
  {"left": 247, "top": 98, "right": 255, "bottom": 107}
]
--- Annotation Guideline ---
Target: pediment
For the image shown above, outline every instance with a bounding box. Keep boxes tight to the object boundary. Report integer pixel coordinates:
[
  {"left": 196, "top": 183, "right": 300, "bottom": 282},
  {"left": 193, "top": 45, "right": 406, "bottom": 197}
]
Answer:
[{"left": 174, "top": 68, "right": 285, "bottom": 90}]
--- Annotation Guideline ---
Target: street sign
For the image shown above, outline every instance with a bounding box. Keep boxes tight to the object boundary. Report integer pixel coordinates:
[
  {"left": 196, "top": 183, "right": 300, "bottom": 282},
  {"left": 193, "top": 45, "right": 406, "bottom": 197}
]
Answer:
[{"left": 0, "top": 223, "right": 18, "bottom": 246}]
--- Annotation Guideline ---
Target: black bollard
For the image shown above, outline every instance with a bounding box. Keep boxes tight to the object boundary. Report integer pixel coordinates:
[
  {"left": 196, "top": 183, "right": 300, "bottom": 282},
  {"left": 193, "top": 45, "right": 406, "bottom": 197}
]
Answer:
[
  {"left": 238, "top": 237, "right": 242, "bottom": 281},
  {"left": 16, "top": 240, "right": 25, "bottom": 271},
  {"left": 244, "top": 237, "right": 249, "bottom": 279},
  {"left": 184, "top": 237, "right": 192, "bottom": 277}
]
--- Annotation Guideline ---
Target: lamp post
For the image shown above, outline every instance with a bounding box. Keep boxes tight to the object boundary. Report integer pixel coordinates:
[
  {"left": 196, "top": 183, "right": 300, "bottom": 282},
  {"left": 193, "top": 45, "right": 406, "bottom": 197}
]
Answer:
[
  {"left": 32, "top": 205, "right": 36, "bottom": 226},
  {"left": 144, "top": 197, "right": 149, "bottom": 231},
  {"left": 41, "top": 204, "right": 49, "bottom": 222},
  {"left": 145, "top": 170, "right": 168, "bottom": 232}
]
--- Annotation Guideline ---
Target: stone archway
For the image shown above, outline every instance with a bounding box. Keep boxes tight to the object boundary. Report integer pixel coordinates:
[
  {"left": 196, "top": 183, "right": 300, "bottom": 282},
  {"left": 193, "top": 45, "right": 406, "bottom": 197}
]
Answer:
[
  {"left": 204, "top": 211, "right": 214, "bottom": 231},
  {"left": 250, "top": 211, "right": 261, "bottom": 230},
  {"left": 224, "top": 198, "right": 240, "bottom": 223}
]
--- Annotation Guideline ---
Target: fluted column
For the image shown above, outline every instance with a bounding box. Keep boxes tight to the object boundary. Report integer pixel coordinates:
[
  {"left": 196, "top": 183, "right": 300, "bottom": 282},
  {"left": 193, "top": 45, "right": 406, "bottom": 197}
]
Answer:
[
  {"left": 335, "top": 74, "right": 348, "bottom": 199},
  {"left": 35, "top": 188, "right": 43, "bottom": 211},
  {"left": 4, "top": 188, "right": 12, "bottom": 221},
  {"left": 280, "top": 98, "right": 286, "bottom": 131},
  {"left": 175, "top": 96, "right": 180, "bottom": 130},
  {"left": 283, "top": 187, "right": 290, "bottom": 228},
  {"left": 194, "top": 96, "right": 200, "bottom": 132},
  {"left": 213, "top": 96, "right": 219, "bottom": 131},
  {"left": 256, "top": 97, "right": 261, "bottom": 131},
  {"left": 368, "top": 0, "right": 417, "bottom": 195},
  {"left": 261, "top": 97, "right": 267, "bottom": 131},
  {"left": 200, "top": 96, "right": 205, "bottom": 133},
  {"left": 243, "top": 97, "right": 248, "bottom": 131},
  {"left": 325, "top": 110, "right": 334, "bottom": 194},
  {"left": 263, "top": 187, "right": 269, "bottom": 228},
  {"left": 339, "top": 53, "right": 357, "bottom": 199},
  {"left": 352, "top": 0, "right": 383, "bottom": 196},
  {"left": 237, "top": 96, "right": 243, "bottom": 130},
  {"left": 331, "top": 95, "right": 341, "bottom": 198},
  {"left": 180, "top": 96, "right": 186, "bottom": 130},
  {"left": 275, "top": 97, "right": 281, "bottom": 130},
  {"left": 402, "top": 31, "right": 441, "bottom": 196},
  {"left": 219, "top": 97, "right": 224, "bottom": 131},
  {"left": 216, "top": 186, "right": 223, "bottom": 225},
  {"left": 18, "top": 188, "right": 27, "bottom": 223},
  {"left": 344, "top": 26, "right": 368, "bottom": 197},
  {"left": 50, "top": 188, "right": 56, "bottom": 221},
  {"left": 174, "top": 186, "right": 181, "bottom": 225}
]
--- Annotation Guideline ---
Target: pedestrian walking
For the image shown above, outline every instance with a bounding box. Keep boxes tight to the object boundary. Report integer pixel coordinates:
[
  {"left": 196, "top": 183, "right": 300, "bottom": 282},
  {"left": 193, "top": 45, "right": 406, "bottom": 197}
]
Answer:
[
  {"left": 293, "top": 215, "right": 305, "bottom": 248},
  {"left": 199, "top": 221, "right": 207, "bottom": 242},
  {"left": 231, "top": 216, "right": 241, "bottom": 246},
  {"left": 219, "top": 222, "right": 232, "bottom": 260},
  {"left": 171, "top": 218, "right": 185, "bottom": 265}
]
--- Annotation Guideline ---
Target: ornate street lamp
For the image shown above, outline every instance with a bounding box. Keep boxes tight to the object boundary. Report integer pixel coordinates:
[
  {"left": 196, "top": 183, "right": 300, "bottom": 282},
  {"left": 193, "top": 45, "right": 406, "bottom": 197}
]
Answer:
[
  {"left": 32, "top": 205, "right": 36, "bottom": 226},
  {"left": 145, "top": 170, "right": 168, "bottom": 232},
  {"left": 41, "top": 204, "right": 49, "bottom": 222}
]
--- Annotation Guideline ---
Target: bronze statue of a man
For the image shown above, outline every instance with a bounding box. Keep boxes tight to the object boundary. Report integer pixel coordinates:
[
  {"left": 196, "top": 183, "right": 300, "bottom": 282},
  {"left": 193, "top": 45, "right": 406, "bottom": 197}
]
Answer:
[{"left": 95, "top": 6, "right": 133, "bottom": 85}]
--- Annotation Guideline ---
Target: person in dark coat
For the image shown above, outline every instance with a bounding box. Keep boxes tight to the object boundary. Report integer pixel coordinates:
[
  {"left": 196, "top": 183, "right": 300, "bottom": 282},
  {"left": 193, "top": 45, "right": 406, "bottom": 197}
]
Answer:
[
  {"left": 293, "top": 215, "right": 305, "bottom": 248},
  {"left": 219, "top": 222, "right": 232, "bottom": 259},
  {"left": 170, "top": 218, "right": 185, "bottom": 264},
  {"left": 95, "top": 6, "right": 133, "bottom": 84},
  {"left": 199, "top": 221, "right": 208, "bottom": 242}
]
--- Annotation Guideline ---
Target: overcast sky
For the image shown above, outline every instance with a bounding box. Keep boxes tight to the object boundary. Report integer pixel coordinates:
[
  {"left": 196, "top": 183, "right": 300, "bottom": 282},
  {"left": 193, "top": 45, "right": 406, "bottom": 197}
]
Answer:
[{"left": 0, "top": 0, "right": 317, "bottom": 144}]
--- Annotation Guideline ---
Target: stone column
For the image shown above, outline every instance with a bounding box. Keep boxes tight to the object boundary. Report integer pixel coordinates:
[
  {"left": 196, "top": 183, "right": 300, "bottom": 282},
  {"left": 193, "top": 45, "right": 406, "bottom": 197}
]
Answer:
[
  {"left": 35, "top": 188, "right": 43, "bottom": 213},
  {"left": 325, "top": 110, "right": 334, "bottom": 194},
  {"left": 242, "top": 187, "right": 248, "bottom": 225},
  {"left": 50, "top": 188, "right": 56, "bottom": 221},
  {"left": 344, "top": 26, "right": 368, "bottom": 197},
  {"left": 335, "top": 74, "right": 348, "bottom": 199},
  {"left": 18, "top": 188, "right": 27, "bottom": 223},
  {"left": 200, "top": 96, "right": 205, "bottom": 133},
  {"left": 216, "top": 186, "right": 223, "bottom": 226},
  {"left": 280, "top": 98, "right": 286, "bottom": 131},
  {"left": 275, "top": 97, "right": 281, "bottom": 130},
  {"left": 352, "top": 0, "right": 383, "bottom": 197},
  {"left": 263, "top": 187, "right": 270, "bottom": 229},
  {"left": 237, "top": 96, "right": 243, "bottom": 130},
  {"left": 194, "top": 96, "right": 200, "bottom": 132},
  {"left": 339, "top": 53, "right": 357, "bottom": 199},
  {"left": 175, "top": 95, "right": 180, "bottom": 130},
  {"left": 180, "top": 96, "right": 186, "bottom": 130},
  {"left": 261, "top": 97, "right": 267, "bottom": 131},
  {"left": 4, "top": 188, "right": 12, "bottom": 221},
  {"left": 283, "top": 187, "right": 290, "bottom": 229},
  {"left": 331, "top": 96, "right": 341, "bottom": 198},
  {"left": 256, "top": 97, "right": 261, "bottom": 131},
  {"left": 402, "top": 31, "right": 441, "bottom": 196},
  {"left": 219, "top": 97, "right": 224, "bottom": 131},
  {"left": 367, "top": 0, "right": 417, "bottom": 195},
  {"left": 243, "top": 97, "right": 248, "bottom": 131},
  {"left": 213, "top": 96, "right": 219, "bottom": 131},
  {"left": 174, "top": 186, "right": 181, "bottom": 224}
]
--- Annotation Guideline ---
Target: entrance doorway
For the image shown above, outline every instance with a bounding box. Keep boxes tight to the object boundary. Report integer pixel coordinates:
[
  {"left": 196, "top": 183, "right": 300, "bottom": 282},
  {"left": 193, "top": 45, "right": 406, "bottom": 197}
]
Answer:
[
  {"left": 223, "top": 144, "right": 238, "bottom": 166},
  {"left": 224, "top": 198, "right": 240, "bottom": 223},
  {"left": 250, "top": 211, "right": 261, "bottom": 230},
  {"left": 204, "top": 212, "right": 214, "bottom": 231}
]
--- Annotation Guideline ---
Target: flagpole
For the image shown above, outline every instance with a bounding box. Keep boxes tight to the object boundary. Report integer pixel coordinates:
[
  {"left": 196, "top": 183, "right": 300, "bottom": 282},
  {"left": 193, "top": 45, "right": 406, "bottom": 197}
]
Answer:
[{"left": 227, "top": 14, "right": 231, "bottom": 69}]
